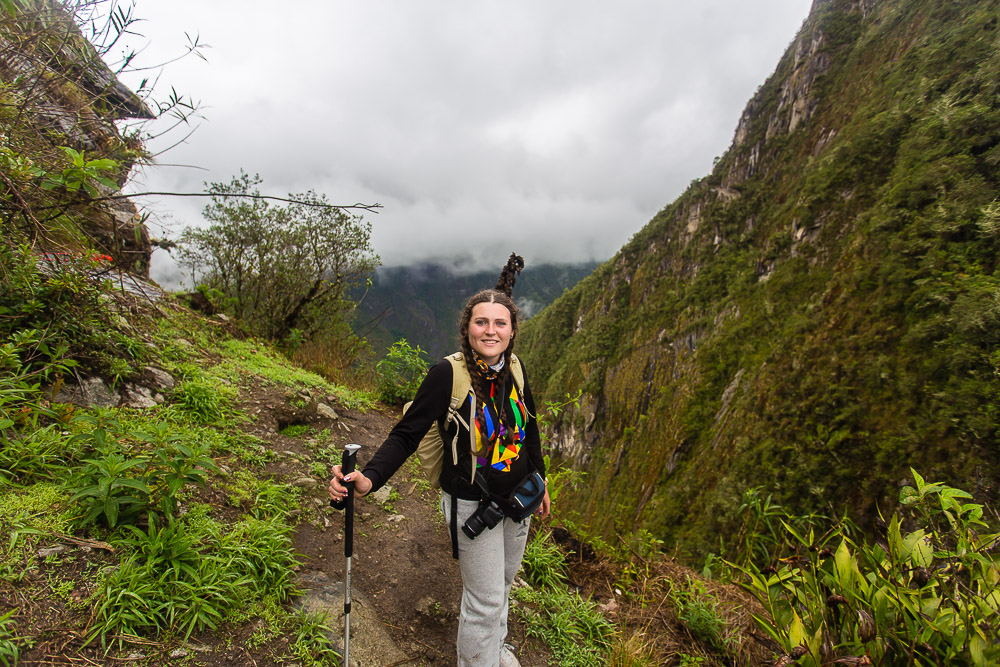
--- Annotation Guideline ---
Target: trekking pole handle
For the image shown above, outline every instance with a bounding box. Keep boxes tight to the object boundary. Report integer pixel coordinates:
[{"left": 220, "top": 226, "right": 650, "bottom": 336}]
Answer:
[{"left": 329, "top": 443, "right": 361, "bottom": 512}]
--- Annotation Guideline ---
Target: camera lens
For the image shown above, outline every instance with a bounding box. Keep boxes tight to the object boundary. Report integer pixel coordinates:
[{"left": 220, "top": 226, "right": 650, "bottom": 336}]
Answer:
[
  {"left": 462, "top": 512, "right": 485, "bottom": 539},
  {"left": 462, "top": 500, "right": 505, "bottom": 539}
]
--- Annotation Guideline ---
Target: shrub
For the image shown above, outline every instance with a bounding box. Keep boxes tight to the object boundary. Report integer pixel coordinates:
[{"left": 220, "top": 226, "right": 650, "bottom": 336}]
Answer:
[
  {"left": 375, "top": 339, "right": 428, "bottom": 405},
  {"left": 731, "top": 469, "right": 1000, "bottom": 666}
]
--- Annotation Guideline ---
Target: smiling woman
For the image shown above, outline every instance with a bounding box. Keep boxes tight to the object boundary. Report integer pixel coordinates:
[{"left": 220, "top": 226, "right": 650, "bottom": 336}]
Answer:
[{"left": 329, "top": 254, "right": 550, "bottom": 666}]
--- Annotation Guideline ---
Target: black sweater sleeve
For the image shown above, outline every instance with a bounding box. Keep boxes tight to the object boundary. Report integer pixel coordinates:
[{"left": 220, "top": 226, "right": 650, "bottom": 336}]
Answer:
[{"left": 360, "top": 359, "right": 451, "bottom": 493}]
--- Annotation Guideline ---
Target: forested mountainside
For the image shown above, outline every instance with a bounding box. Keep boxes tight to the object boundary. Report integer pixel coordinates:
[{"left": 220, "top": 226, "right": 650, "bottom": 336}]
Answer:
[
  {"left": 520, "top": 0, "right": 1000, "bottom": 560},
  {"left": 354, "top": 261, "right": 597, "bottom": 358}
]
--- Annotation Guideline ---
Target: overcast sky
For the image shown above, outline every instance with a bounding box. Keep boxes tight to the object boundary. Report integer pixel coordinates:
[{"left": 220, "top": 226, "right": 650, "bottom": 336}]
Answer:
[{"left": 108, "top": 1, "right": 813, "bottom": 287}]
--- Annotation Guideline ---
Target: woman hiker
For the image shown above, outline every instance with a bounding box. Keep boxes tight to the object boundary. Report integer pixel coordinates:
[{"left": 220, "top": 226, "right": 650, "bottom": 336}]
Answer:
[{"left": 328, "top": 255, "right": 550, "bottom": 667}]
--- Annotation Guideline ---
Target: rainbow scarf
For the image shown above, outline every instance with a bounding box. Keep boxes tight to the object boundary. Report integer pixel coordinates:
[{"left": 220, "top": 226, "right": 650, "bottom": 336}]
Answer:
[{"left": 472, "top": 357, "right": 528, "bottom": 472}]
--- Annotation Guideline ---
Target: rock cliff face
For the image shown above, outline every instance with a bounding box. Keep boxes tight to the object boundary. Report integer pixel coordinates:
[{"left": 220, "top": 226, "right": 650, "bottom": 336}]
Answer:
[
  {"left": 0, "top": 0, "right": 153, "bottom": 274},
  {"left": 521, "top": 0, "right": 1000, "bottom": 559}
]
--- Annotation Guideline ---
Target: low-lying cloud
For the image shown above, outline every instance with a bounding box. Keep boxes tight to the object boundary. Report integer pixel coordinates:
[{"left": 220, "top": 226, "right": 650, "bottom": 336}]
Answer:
[{"left": 114, "top": 0, "right": 812, "bottom": 288}]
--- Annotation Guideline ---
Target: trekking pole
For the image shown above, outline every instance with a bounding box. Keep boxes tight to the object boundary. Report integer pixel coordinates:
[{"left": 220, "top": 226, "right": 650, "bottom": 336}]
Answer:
[{"left": 329, "top": 443, "right": 361, "bottom": 667}]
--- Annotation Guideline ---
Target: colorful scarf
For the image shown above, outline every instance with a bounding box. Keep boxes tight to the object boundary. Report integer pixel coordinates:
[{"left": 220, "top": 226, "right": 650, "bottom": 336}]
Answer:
[{"left": 472, "top": 354, "right": 527, "bottom": 472}]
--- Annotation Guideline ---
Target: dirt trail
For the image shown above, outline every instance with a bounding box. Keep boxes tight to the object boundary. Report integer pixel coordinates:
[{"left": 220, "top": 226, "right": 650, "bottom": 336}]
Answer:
[{"left": 267, "top": 399, "right": 554, "bottom": 666}]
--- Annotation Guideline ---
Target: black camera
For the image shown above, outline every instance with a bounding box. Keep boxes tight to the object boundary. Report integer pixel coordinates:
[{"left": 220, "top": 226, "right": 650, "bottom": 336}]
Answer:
[{"left": 462, "top": 500, "right": 505, "bottom": 539}]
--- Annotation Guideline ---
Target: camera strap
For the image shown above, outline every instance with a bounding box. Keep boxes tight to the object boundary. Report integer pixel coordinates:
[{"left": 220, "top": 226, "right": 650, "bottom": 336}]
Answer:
[{"left": 450, "top": 492, "right": 459, "bottom": 559}]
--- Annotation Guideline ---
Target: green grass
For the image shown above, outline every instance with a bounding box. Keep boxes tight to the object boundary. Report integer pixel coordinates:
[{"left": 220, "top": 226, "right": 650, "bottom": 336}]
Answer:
[
  {"left": 513, "top": 530, "right": 613, "bottom": 666},
  {"left": 90, "top": 511, "right": 301, "bottom": 645},
  {"left": 222, "top": 470, "right": 302, "bottom": 520},
  {"left": 0, "top": 484, "right": 74, "bottom": 582},
  {"left": 0, "top": 608, "right": 23, "bottom": 666},
  {"left": 667, "top": 577, "right": 733, "bottom": 653},
  {"left": 280, "top": 423, "right": 312, "bottom": 438},
  {"left": 212, "top": 338, "right": 376, "bottom": 410}
]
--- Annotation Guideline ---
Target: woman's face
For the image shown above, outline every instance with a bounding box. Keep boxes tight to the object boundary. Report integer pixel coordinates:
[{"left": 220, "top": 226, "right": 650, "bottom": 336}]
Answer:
[{"left": 467, "top": 302, "right": 512, "bottom": 365}]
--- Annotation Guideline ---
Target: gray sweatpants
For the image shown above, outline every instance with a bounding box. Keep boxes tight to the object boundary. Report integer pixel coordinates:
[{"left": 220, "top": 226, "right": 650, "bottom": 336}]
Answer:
[{"left": 441, "top": 492, "right": 531, "bottom": 667}]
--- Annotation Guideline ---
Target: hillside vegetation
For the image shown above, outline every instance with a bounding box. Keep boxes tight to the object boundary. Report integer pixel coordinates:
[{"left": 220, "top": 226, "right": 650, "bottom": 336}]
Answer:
[
  {"left": 2, "top": 0, "right": 998, "bottom": 665},
  {"left": 520, "top": 0, "right": 1000, "bottom": 560},
  {"left": 355, "top": 261, "right": 598, "bottom": 359}
]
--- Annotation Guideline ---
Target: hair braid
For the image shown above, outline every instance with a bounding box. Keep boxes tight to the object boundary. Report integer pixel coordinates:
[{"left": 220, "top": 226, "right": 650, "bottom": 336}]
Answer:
[{"left": 495, "top": 253, "right": 524, "bottom": 297}]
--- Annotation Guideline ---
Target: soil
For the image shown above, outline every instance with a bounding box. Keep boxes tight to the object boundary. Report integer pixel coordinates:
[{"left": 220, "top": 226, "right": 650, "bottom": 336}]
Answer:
[
  {"left": 7, "top": 374, "right": 557, "bottom": 666},
  {"left": 285, "top": 400, "right": 555, "bottom": 667}
]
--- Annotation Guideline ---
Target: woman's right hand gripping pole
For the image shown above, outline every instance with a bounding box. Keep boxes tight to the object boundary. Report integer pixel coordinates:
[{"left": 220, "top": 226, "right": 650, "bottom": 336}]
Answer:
[{"left": 329, "top": 465, "right": 373, "bottom": 501}]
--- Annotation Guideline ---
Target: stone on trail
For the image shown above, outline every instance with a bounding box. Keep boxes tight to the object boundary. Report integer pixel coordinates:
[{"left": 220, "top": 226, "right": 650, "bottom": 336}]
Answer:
[
  {"left": 296, "top": 570, "right": 408, "bottom": 665},
  {"left": 370, "top": 485, "right": 393, "bottom": 505}
]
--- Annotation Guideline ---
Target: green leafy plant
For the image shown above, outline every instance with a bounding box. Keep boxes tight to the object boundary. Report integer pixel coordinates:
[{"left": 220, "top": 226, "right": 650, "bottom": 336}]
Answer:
[
  {"left": 732, "top": 470, "right": 1000, "bottom": 666},
  {"left": 668, "top": 577, "right": 734, "bottom": 653},
  {"left": 38, "top": 147, "right": 118, "bottom": 197},
  {"left": 90, "top": 513, "right": 300, "bottom": 645},
  {"left": 0, "top": 608, "right": 23, "bottom": 667},
  {"left": 375, "top": 339, "right": 428, "bottom": 405},
  {"left": 223, "top": 471, "right": 301, "bottom": 520},
  {"left": 522, "top": 530, "right": 569, "bottom": 590},
  {"left": 67, "top": 421, "right": 217, "bottom": 528},
  {"left": 68, "top": 434, "right": 151, "bottom": 528},
  {"left": 172, "top": 376, "right": 231, "bottom": 423},
  {"left": 285, "top": 608, "right": 341, "bottom": 666},
  {"left": 516, "top": 583, "right": 613, "bottom": 666},
  {"left": 514, "top": 529, "right": 613, "bottom": 665}
]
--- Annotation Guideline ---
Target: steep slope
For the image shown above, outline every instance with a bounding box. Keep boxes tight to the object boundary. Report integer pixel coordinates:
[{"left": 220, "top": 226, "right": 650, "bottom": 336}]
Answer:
[{"left": 520, "top": 0, "right": 1000, "bottom": 559}]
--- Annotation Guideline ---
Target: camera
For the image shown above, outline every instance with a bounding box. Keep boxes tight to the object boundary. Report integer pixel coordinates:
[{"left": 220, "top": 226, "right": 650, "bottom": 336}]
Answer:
[{"left": 462, "top": 500, "right": 505, "bottom": 539}]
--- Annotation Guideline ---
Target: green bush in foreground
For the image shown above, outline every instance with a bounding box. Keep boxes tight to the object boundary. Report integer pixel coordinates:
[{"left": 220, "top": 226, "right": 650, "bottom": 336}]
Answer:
[
  {"left": 375, "top": 339, "right": 428, "bottom": 405},
  {"left": 730, "top": 469, "right": 1000, "bottom": 666}
]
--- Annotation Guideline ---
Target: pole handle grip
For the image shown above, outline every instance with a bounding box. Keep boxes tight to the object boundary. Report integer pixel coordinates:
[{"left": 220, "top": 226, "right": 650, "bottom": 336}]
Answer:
[{"left": 329, "top": 444, "right": 360, "bottom": 511}]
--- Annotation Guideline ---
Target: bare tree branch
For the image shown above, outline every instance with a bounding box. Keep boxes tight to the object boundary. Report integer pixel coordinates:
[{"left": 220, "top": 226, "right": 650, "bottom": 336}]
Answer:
[{"left": 28, "top": 191, "right": 383, "bottom": 213}]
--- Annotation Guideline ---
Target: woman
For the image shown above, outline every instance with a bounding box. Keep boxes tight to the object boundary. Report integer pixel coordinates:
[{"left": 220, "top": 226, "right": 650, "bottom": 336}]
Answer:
[{"left": 328, "top": 259, "right": 549, "bottom": 667}]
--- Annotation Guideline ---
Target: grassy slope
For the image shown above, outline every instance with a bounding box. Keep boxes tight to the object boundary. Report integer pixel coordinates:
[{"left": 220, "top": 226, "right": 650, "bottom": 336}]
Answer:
[{"left": 520, "top": 0, "right": 1000, "bottom": 560}]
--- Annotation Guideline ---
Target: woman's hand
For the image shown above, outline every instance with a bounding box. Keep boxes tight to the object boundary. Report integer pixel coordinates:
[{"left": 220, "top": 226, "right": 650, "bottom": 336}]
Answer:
[
  {"left": 328, "top": 465, "right": 373, "bottom": 500},
  {"left": 535, "top": 485, "right": 551, "bottom": 519}
]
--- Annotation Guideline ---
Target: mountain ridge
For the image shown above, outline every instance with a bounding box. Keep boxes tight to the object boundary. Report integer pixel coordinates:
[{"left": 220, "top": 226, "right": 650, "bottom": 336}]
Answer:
[
  {"left": 520, "top": 0, "right": 1000, "bottom": 559},
  {"left": 354, "top": 260, "right": 599, "bottom": 359}
]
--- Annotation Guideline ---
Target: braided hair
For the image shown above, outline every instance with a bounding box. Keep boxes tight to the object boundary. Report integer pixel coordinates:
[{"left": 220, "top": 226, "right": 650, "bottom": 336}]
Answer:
[{"left": 458, "top": 254, "right": 524, "bottom": 402}]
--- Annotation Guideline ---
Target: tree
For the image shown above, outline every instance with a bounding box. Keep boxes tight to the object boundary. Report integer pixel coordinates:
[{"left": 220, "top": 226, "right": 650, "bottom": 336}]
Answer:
[{"left": 179, "top": 172, "right": 381, "bottom": 341}]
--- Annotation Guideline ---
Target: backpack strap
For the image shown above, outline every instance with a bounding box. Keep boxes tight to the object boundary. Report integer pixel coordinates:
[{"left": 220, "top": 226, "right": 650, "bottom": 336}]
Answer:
[
  {"left": 450, "top": 492, "right": 459, "bottom": 559},
  {"left": 444, "top": 353, "right": 474, "bottom": 479}
]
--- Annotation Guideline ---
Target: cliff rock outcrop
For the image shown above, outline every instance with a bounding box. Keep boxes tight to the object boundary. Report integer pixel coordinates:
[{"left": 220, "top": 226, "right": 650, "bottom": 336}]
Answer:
[
  {"left": 0, "top": 0, "right": 154, "bottom": 274},
  {"left": 522, "top": 0, "right": 1000, "bottom": 558}
]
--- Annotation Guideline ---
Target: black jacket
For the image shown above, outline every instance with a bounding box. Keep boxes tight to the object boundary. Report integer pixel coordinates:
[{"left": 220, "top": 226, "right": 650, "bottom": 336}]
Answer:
[{"left": 361, "top": 358, "right": 545, "bottom": 501}]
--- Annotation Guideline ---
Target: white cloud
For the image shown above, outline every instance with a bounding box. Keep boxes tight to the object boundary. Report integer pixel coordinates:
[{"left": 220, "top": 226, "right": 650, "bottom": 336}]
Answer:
[{"left": 111, "top": 0, "right": 812, "bottom": 287}]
